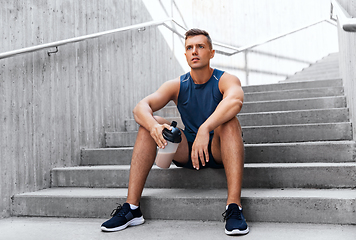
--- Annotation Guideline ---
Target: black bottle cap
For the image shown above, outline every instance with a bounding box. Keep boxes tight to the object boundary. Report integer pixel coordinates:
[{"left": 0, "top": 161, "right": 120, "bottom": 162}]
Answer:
[{"left": 162, "top": 121, "right": 182, "bottom": 143}]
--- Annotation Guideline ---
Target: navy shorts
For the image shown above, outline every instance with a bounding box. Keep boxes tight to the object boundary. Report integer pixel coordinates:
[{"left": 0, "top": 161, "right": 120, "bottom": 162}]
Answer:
[{"left": 172, "top": 129, "right": 224, "bottom": 170}]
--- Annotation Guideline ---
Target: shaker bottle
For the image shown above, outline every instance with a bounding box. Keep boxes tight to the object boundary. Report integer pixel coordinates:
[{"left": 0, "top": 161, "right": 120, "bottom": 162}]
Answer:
[{"left": 155, "top": 121, "right": 182, "bottom": 168}]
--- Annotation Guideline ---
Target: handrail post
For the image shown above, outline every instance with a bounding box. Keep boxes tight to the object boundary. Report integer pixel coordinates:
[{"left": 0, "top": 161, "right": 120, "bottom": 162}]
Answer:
[{"left": 244, "top": 51, "right": 249, "bottom": 86}]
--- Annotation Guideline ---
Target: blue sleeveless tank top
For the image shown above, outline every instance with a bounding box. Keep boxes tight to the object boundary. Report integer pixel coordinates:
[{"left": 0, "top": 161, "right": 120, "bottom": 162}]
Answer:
[{"left": 177, "top": 69, "right": 225, "bottom": 142}]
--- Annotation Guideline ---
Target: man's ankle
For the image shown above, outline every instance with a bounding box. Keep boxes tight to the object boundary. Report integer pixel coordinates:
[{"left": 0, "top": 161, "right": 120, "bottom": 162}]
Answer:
[{"left": 129, "top": 203, "right": 139, "bottom": 210}]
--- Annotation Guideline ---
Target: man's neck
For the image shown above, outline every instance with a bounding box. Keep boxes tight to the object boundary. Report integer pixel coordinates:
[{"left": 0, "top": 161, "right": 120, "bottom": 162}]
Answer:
[{"left": 190, "top": 67, "right": 214, "bottom": 84}]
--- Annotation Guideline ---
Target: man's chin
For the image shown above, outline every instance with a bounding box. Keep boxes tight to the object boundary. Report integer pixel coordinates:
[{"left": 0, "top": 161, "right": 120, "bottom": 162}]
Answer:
[{"left": 189, "top": 64, "right": 207, "bottom": 70}]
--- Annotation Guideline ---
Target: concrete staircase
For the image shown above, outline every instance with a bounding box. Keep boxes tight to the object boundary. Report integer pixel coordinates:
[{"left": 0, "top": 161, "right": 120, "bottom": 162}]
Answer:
[
  {"left": 12, "top": 53, "right": 356, "bottom": 226},
  {"left": 285, "top": 52, "right": 340, "bottom": 82}
]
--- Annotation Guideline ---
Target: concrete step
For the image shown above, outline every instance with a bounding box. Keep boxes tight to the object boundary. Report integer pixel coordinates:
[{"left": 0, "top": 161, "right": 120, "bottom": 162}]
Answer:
[
  {"left": 296, "top": 63, "right": 339, "bottom": 72},
  {"left": 298, "top": 59, "right": 339, "bottom": 69},
  {"left": 283, "top": 76, "right": 342, "bottom": 83},
  {"left": 290, "top": 71, "right": 340, "bottom": 80},
  {"left": 155, "top": 96, "right": 347, "bottom": 116},
  {"left": 304, "top": 60, "right": 338, "bottom": 67},
  {"left": 286, "top": 74, "right": 341, "bottom": 82},
  {"left": 317, "top": 52, "right": 339, "bottom": 62},
  {"left": 126, "top": 108, "right": 349, "bottom": 131},
  {"left": 2, "top": 218, "right": 356, "bottom": 240},
  {"left": 81, "top": 141, "right": 356, "bottom": 166},
  {"left": 241, "top": 96, "right": 346, "bottom": 113},
  {"left": 81, "top": 147, "right": 134, "bottom": 165},
  {"left": 12, "top": 187, "right": 356, "bottom": 224},
  {"left": 300, "top": 60, "right": 338, "bottom": 68},
  {"left": 293, "top": 67, "right": 339, "bottom": 75},
  {"left": 242, "top": 78, "right": 342, "bottom": 93},
  {"left": 282, "top": 53, "right": 339, "bottom": 83},
  {"left": 242, "top": 122, "right": 352, "bottom": 144},
  {"left": 283, "top": 59, "right": 339, "bottom": 82},
  {"left": 106, "top": 122, "right": 353, "bottom": 147},
  {"left": 244, "top": 87, "right": 344, "bottom": 102},
  {"left": 239, "top": 108, "right": 349, "bottom": 126},
  {"left": 51, "top": 163, "right": 356, "bottom": 189}
]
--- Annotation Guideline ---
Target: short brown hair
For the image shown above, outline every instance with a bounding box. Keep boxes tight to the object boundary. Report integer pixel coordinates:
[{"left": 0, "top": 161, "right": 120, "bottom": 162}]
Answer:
[{"left": 185, "top": 29, "right": 212, "bottom": 49}]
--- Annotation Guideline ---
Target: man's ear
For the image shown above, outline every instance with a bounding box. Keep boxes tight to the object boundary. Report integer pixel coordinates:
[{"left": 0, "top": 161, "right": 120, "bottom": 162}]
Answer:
[{"left": 210, "top": 49, "right": 215, "bottom": 59}]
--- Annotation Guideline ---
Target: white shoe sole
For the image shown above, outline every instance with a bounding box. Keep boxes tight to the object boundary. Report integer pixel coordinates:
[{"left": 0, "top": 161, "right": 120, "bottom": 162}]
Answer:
[
  {"left": 225, "top": 226, "right": 250, "bottom": 235},
  {"left": 101, "top": 216, "right": 145, "bottom": 232}
]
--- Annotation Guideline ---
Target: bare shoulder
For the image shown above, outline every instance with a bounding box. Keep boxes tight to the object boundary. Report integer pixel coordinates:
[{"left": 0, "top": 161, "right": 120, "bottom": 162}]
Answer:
[
  {"left": 220, "top": 72, "right": 241, "bottom": 85},
  {"left": 219, "top": 72, "right": 243, "bottom": 94},
  {"left": 161, "top": 77, "right": 180, "bottom": 88},
  {"left": 148, "top": 76, "right": 180, "bottom": 105},
  {"left": 158, "top": 77, "right": 180, "bottom": 97},
  {"left": 138, "top": 77, "right": 181, "bottom": 112}
]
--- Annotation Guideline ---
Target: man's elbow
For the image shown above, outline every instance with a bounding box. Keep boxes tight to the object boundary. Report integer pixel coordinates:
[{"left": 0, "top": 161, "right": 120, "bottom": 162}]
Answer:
[
  {"left": 132, "top": 103, "right": 139, "bottom": 116},
  {"left": 133, "top": 101, "right": 144, "bottom": 119},
  {"left": 233, "top": 98, "right": 243, "bottom": 114}
]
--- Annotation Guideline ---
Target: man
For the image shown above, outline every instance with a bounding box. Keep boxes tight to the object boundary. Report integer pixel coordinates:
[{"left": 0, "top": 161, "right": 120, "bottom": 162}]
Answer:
[{"left": 101, "top": 29, "right": 249, "bottom": 236}]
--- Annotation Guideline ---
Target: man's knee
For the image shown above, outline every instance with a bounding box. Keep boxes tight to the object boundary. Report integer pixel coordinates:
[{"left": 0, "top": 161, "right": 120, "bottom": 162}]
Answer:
[
  {"left": 136, "top": 116, "right": 171, "bottom": 145},
  {"left": 216, "top": 117, "right": 242, "bottom": 136}
]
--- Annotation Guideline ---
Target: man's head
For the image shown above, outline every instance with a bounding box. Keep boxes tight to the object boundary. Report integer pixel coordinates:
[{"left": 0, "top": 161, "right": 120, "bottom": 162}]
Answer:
[
  {"left": 184, "top": 29, "right": 215, "bottom": 69},
  {"left": 185, "top": 29, "right": 213, "bottom": 50}
]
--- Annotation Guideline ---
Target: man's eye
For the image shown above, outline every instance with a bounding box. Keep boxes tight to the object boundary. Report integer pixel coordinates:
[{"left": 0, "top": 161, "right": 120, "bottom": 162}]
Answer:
[{"left": 199, "top": 46, "right": 204, "bottom": 48}]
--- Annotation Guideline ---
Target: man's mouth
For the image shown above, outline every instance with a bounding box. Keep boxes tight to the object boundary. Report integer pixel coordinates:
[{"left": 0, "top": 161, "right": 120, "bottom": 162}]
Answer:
[{"left": 192, "top": 57, "right": 199, "bottom": 62}]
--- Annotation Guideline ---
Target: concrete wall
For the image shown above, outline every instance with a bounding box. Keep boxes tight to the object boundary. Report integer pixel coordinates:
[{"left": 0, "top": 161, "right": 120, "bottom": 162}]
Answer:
[
  {"left": 337, "top": 0, "right": 356, "bottom": 140},
  {"left": 0, "top": 0, "right": 183, "bottom": 218},
  {"left": 143, "top": 0, "right": 339, "bottom": 85}
]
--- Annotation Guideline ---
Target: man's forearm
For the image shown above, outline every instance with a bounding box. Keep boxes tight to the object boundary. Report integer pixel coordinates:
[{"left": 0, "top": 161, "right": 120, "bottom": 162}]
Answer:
[
  {"left": 133, "top": 101, "right": 157, "bottom": 132},
  {"left": 200, "top": 96, "right": 243, "bottom": 133}
]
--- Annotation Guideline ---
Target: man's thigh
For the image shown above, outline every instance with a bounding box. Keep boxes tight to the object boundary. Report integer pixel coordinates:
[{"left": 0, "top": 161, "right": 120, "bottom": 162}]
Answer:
[{"left": 210, "top": 133, "right": 222, "bottom": 164}]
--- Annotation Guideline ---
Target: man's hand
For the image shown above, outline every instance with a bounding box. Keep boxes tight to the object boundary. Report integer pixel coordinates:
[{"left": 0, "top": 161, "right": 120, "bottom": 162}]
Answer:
[
  {"left": 149, "top": 123, "right": 172, "bottom": 149},
  {"left": 191, "top": 127, "right": 210, "bottom": 170}
]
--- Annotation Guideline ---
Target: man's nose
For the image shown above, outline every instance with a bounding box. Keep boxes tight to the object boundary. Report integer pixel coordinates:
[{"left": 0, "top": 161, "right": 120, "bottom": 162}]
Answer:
[{"left": 192, "top": 46, "right": 198, "bottom": 54}]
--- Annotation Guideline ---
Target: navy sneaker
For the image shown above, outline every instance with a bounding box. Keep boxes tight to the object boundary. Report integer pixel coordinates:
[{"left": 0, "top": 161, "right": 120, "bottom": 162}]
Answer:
[
  {"left": 101, "top": 203, "right": 145, "bottom": 232},
  {"left": 222, "top": 203, "right": 249, "bottom": 235}
]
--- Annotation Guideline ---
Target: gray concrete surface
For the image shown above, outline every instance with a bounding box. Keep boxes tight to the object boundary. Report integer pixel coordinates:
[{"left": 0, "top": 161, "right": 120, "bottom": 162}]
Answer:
[
  {"left": 0, "top": 217, "right": 355, "bottom": 240},
  {"left": 125, "top": 108, "right": 350, "bottom": 130},
  {"left": 156, "top": 96, "right": 346, "bottom": 116},
  {"left": 51, "top": 163, "right": 356, "bottom": 189},
  {"left": 81, "top": 141, "right": 356, "bottom": 166},
  {"left": 245, "top": 78, "right": 342, "bottom": 92},
  {"left": 240, "top": 96, "right": 346, "bottom": 113},
  {"left": 12, "top": 188, "right": 356, "bottom": 224},
  {"left": 106, "top": 122, "right": 353, "bottom": 146},
  {"left": 244, "top": 86, "right": 344, "bottom": 102}
]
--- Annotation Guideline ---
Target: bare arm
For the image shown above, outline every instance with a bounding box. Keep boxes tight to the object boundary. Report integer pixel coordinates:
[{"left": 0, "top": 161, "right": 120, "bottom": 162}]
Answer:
[
  {"left": 191, "top": 73, "right": 244, "bottom": 169},
  {"left": 133, "top": 78, "right": 180, "bottom": 148},
  {"left": 200, "top": 73, "right": 244, "bottom": 132}
]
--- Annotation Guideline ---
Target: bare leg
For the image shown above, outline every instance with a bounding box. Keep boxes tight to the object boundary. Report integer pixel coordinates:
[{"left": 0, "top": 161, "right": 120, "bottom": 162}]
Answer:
[
  {"left": 126, "top": 125, "right": 157, "bottom": 206},
  {"left": 126, "top": 116, "right": 189, "bottom": 206},
  {"left": 211, "top": 117, "right": 244, "bottom": 207}
]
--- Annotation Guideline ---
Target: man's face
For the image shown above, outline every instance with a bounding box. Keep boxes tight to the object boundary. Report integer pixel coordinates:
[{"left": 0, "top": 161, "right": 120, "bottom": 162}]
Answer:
[{"left": 184, "top": 35, "right": 215, "bottom": 69}]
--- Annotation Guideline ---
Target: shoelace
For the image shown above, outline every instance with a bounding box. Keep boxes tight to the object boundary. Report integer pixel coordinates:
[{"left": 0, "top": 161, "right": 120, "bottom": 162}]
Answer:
[
  {"left": 222, "top": 207, "right": 242, "bottom": 221},
  {"left": 110, "top": 204, "right": 129, "bottom": 217}
]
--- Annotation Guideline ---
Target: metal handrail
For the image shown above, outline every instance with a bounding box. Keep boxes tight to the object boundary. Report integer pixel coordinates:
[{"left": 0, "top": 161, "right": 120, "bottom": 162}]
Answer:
[
  {"left": 0, "top": 13, "right": 341, "bottom": 60},
  {"left": 331, "top": 0, "right": 356, "bottom": 32},
  {"left": 0, "top": 18, "right": 173, "bottom": 59},
  {"left": 168, "top": 18, "right": 335, "bottom": 56},
  {"left": 211, "top": 19, "right": 335, "bottom": 56}
]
